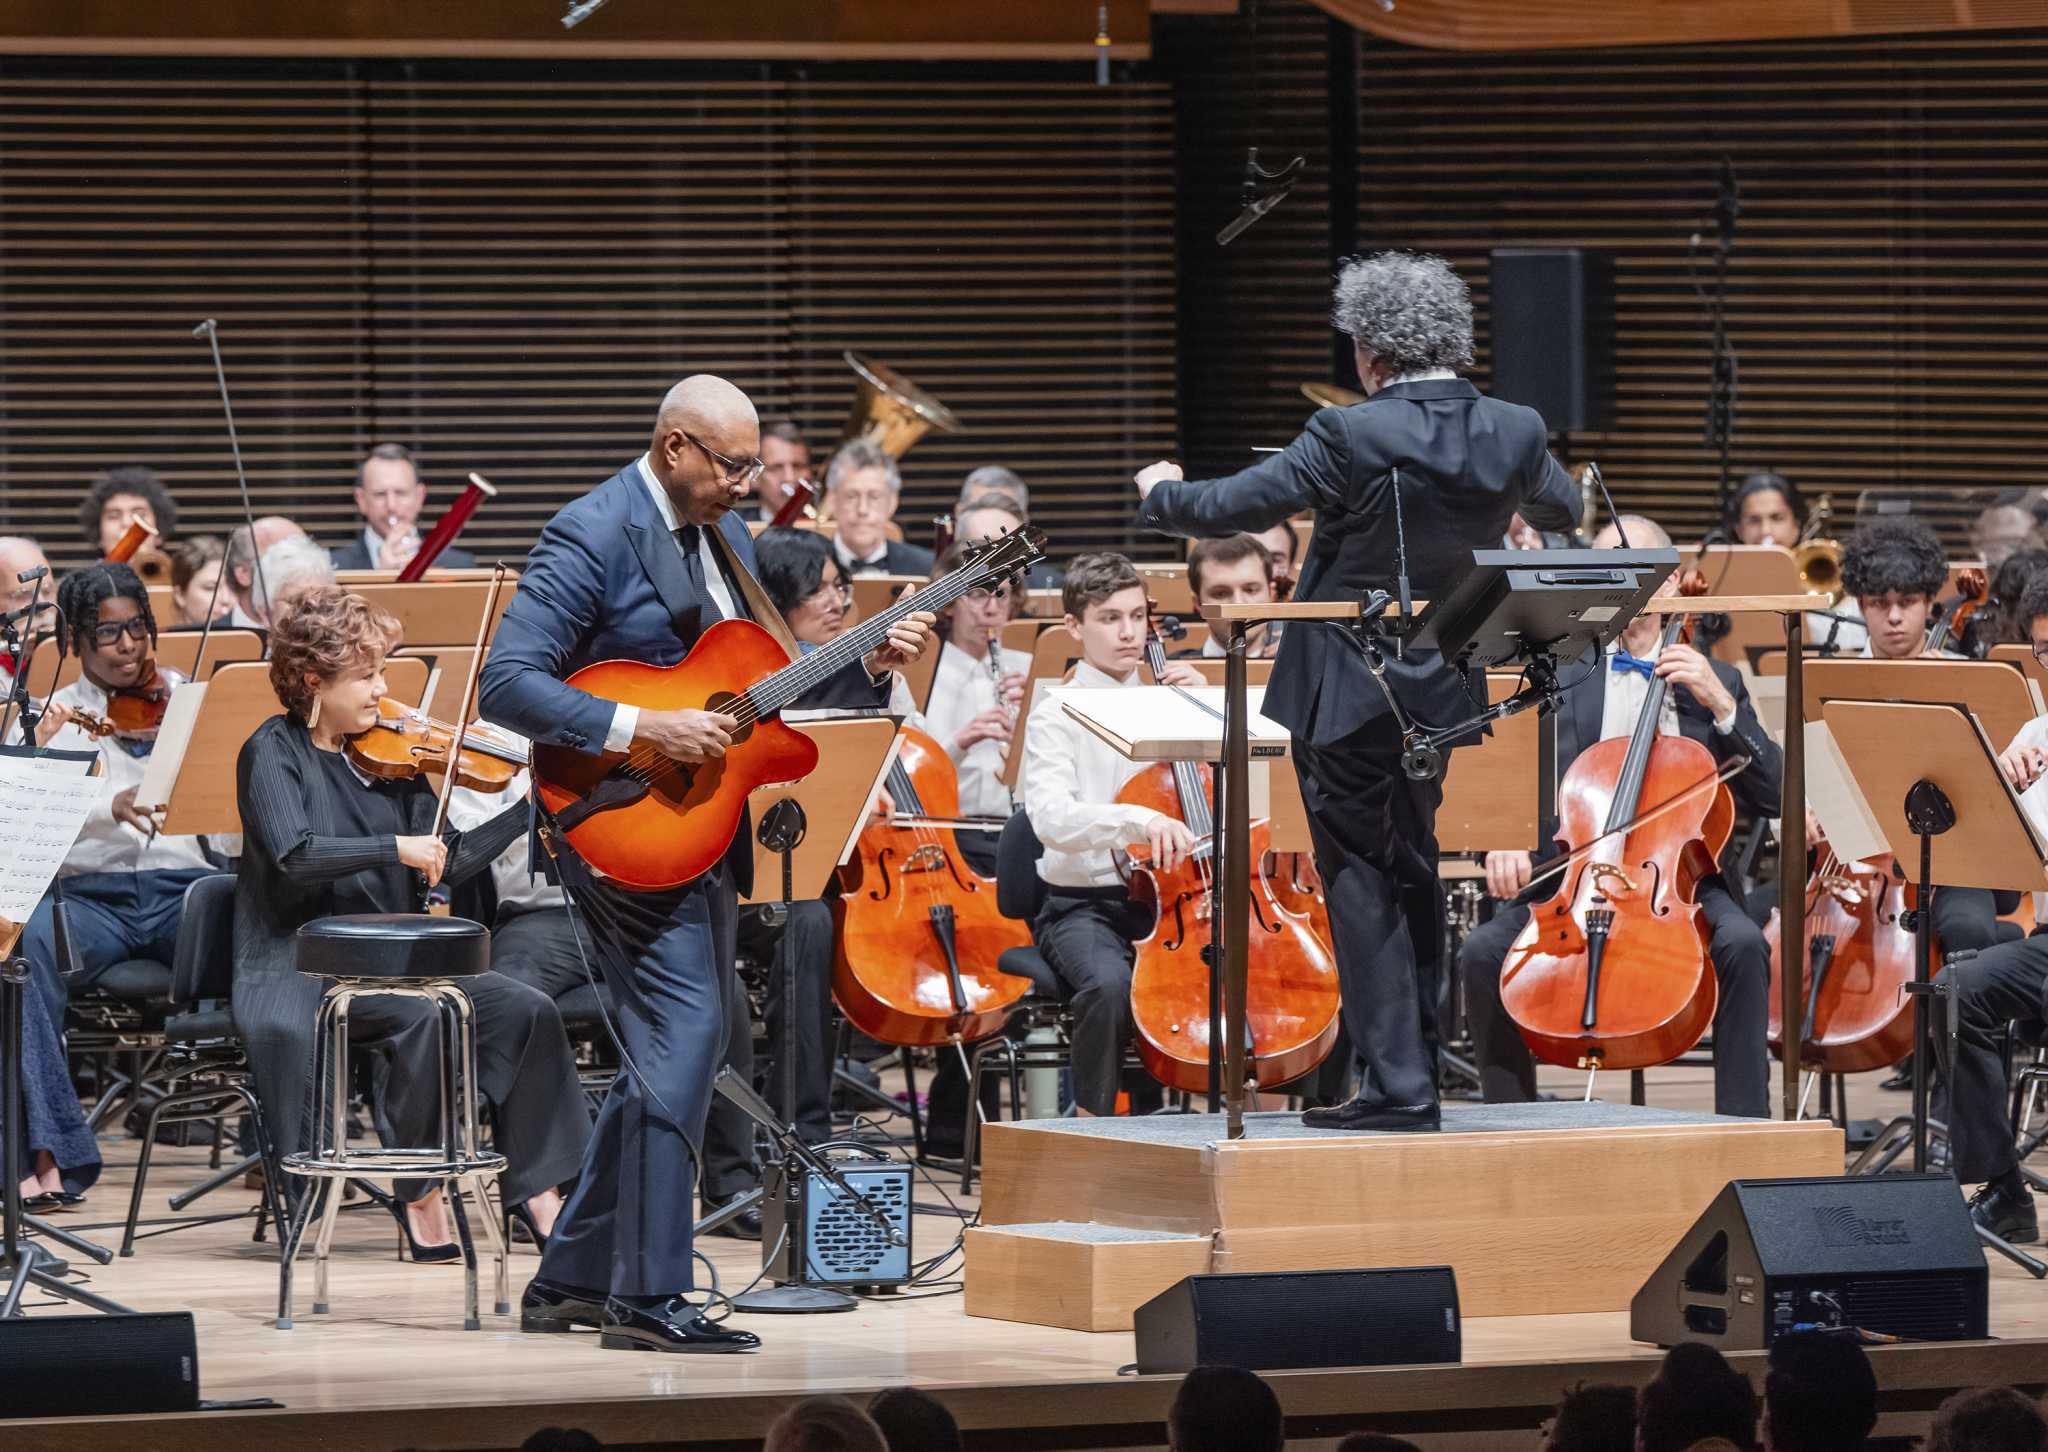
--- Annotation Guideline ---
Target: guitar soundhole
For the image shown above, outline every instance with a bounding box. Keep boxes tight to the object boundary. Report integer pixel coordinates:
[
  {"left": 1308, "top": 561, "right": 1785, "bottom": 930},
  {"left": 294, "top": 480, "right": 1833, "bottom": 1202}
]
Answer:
[{"left": 706, "top": 689, "right": 753, "bottom": 744}]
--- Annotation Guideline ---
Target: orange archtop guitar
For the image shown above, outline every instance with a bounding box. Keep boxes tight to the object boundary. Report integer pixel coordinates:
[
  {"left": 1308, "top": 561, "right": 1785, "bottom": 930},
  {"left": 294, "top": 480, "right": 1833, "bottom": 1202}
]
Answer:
[{"left": 531, "top": 526, "right": 1046, "bottom": 891}]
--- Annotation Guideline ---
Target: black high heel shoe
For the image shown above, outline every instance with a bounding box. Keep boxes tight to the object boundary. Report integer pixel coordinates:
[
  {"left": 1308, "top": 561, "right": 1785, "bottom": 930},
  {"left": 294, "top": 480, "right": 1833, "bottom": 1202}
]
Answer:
[
  {"left": 506, "top": 1200, "right": 549, "bottom": 1250},
  {"left": 388, "top": 1196, "right": 462, "bottom": 1264}
]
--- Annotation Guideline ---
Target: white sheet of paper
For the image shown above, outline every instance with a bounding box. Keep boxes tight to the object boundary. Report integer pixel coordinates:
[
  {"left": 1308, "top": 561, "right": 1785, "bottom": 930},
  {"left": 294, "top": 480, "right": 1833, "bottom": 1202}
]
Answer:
[
  {"left": 0, "top": 752, "right": 104, "bottom": 925},
  {"left": 1803, "top": 720, "right": 1889, "bottom": 865},
  {"left": 136, "top": 679, "right": 207, "bottom": 812},
  {"left": 1055, "top": 684, "right": 1292, "bottom": 762}
]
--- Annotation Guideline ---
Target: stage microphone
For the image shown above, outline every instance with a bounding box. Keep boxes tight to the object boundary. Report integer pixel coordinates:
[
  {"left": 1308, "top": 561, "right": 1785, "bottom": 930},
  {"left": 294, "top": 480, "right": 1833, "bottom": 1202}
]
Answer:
[
  {"left": 1216, "top": 148, "right": 1306, "bottom": 247},
  {"left": 15, "top": 566, "right": 47, "bottom": 584},
  {"left": 191, "top": 318, "right": 216, "bottom": 340},
  {"left": 1714, "top": 156, "right": 1739, "bottom": 255},
  {"left": 1584, "top": 462, "right": 1629, "bottom": 549},
  {"left": 1095, "top": 5, "right": 1111, "bottom": 86},
  {"left": 562, "top": 0, "right": 611, "bottom": 28}
]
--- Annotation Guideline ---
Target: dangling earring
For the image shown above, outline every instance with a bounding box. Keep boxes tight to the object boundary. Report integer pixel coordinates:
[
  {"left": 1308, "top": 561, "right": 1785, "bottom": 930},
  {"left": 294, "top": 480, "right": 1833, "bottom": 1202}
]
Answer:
[{"left": 306, "top": 696, "right": 322, "bottom": 730}]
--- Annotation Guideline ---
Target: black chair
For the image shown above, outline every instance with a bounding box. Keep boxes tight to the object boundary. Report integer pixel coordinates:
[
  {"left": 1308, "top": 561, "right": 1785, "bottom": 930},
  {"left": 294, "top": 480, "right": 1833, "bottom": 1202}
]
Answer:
[
  {"left": 120, "top": 874, "right": 288, "bottom": 1257},
  {"left": 53, "top": 894, "right": 174, "bottom": 1135}
]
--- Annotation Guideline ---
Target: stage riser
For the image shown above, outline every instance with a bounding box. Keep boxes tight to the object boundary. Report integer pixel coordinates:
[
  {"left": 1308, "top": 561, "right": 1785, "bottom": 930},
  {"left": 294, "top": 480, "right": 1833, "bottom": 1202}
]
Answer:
[{"left": 971, "top": 1108, "right": 1844, "bottom": 1326}]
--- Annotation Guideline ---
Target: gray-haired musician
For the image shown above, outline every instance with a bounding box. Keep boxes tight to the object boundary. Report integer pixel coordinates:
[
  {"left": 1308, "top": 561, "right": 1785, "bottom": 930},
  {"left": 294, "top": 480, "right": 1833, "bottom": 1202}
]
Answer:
[{"left": 1131, "top": 251, "right": 1581, "bottom": 1133}]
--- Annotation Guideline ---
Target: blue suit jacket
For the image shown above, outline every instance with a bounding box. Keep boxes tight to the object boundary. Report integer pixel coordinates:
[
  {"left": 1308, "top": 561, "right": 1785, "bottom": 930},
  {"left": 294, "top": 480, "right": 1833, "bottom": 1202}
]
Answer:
[{"left": 480, "top": 460, "right": 883, "bottom": 892}]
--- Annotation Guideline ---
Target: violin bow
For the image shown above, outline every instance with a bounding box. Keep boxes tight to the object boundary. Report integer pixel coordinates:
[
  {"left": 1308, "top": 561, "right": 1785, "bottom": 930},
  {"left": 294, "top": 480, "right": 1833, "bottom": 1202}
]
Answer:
[
  {"left": 428, "top": 562, "right": 510, "bottom": 844},
  {"left": 1520, "top": 754, "right": 1753, "bottom": 900},
  {"left": 191, "top": 319, "right": 270, "bottom": 658}
]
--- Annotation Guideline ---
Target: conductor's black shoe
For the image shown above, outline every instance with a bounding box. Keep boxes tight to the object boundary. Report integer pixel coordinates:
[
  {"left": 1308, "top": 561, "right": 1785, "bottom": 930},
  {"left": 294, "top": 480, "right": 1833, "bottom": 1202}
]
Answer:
[
  {"left": 1300, "top": 1098, "right": 1441, "bottom": 1133},
  {"left": 519, "top": 1277, "right": 608, "bottom": 1333},
  {"left": 702, "top": 1194, "right": 763, "bottom": 1241},
  {"left": 599, "top": 1297, "right": 762, "bottom": 1354},
  {"left": 1968, "top": 1178, "right": 2040, "bottom": 1245}
]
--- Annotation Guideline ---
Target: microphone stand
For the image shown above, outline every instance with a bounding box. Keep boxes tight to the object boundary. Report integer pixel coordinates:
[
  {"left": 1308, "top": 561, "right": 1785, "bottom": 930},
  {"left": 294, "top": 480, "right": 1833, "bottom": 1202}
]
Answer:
[{"left": 1699, "top": 161, "right": 1741, "bottom": 517}]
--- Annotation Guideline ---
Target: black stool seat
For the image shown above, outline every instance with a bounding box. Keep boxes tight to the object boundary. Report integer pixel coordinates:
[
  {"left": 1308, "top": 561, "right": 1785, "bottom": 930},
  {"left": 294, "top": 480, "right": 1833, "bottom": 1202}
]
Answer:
[
  {"left": 295, "top": 914, "right": 490, "bottom": 980},
  {"left": 84, "top": 957, "right": 174, "bottom": 1001}
]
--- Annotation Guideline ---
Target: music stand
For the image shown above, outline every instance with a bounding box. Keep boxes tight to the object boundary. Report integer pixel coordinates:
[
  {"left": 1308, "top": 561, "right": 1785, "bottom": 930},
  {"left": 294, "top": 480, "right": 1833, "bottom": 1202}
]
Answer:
[{"left": 1824, "top": 699, "right": 2048, "bottom": 1276}]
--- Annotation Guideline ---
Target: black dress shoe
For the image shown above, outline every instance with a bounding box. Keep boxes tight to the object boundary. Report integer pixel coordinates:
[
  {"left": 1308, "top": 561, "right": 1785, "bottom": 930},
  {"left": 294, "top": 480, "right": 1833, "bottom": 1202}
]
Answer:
[
  {"left": 702, "top": 1194, "right": 763, "bottom": 1242},
  {"left": 520, "top": 1277, "right": 609, "bottom": 1333},
  {"left": 1969, "top": 1178, "right": 2040, "bottom": 1244},
  {"left": 600, "top": 1297, "right": 762, "bottom": 1354},
  {"left": 1300, "top": 1098, "right": 1442, "bottom": 1133}
]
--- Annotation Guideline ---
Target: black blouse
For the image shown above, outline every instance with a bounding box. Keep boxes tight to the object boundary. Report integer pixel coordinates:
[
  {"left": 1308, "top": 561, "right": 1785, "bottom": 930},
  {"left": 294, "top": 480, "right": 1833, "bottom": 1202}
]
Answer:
[{"left": 233, "top": 712, "right": 527, "bottom": 983}]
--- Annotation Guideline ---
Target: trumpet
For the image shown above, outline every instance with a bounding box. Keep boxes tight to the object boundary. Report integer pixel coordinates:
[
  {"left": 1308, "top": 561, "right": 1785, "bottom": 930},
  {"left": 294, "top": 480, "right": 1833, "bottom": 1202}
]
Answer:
[{"left": 1794, "top": 539, "right": 1843, "bottom": 602}]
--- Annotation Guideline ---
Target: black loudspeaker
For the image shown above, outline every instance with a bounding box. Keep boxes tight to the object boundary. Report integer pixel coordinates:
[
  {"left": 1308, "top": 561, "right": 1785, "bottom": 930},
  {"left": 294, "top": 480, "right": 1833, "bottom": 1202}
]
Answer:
[
  {"left": 1632, "top": 1175, "right": 1988, "bottom": 1350},
  {"left": 0, "top": 1312, "right": 199, "bottom": 1416},
  {"left": 1489, "top": 247, "right": 1615, "bottom": 432},
  {"left": 1133, "top": 1267, "right": 1460, "bottom": 1374}
]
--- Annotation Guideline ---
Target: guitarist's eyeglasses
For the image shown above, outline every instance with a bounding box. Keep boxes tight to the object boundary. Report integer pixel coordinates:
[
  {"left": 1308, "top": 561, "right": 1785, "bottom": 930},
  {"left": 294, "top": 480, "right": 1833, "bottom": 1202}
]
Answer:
[{"left": 685, "top": 432, "right": 766, "bottom": 488}]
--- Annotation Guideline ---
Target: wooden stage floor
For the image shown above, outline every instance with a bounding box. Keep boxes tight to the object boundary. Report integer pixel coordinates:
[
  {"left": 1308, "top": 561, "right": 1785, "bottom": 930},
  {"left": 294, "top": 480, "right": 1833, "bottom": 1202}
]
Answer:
[{"left": 6, "top": 1064, "right": 2045, "bottom": 1451}]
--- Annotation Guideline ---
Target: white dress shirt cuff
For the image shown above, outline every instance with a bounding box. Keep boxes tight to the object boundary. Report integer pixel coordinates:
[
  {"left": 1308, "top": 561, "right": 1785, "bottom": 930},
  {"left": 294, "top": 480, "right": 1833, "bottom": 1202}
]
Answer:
[
  {"left": 1712, "top": 708, "right": 1737, "bottom": 735},
  {"left": 605, "top": 703, "right": 640, "bottom": 754}
]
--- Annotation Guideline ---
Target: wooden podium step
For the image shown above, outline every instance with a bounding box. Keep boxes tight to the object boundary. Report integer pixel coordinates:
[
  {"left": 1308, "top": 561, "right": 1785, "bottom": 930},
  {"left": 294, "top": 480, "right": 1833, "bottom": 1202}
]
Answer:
[{"left": 966, "top": 1102, "right": 1842, "bottom": 1328}]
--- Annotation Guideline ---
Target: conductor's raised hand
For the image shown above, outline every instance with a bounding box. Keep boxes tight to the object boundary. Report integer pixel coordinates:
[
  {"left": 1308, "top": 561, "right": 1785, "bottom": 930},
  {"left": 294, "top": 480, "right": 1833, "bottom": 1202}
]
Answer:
[
  {"left": 396, "top": 834, "right": 449, "bottom": 888},
  {"left": 864, "top": 586, "right": 936, "bottom": 675},
  {"left": 1133, "top": 461, "right": 1183, "bottom": 501},
  {"left": 639, "top": 707, "right": 736, "bottom": 764}
]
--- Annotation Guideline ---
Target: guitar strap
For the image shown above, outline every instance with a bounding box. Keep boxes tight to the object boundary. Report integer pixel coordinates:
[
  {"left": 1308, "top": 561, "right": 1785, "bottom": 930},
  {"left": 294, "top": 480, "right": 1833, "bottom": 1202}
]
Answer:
[{"left": 706, "top": 524, "right": 801, "bottom": 663}]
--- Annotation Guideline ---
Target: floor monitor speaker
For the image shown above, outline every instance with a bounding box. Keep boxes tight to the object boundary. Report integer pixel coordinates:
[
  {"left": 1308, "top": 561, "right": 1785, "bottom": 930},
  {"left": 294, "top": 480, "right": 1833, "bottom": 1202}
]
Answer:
[
  {"left": 1134, "top": 1266, "right": 1460, "bottom": 1374},
  {"left": 0, "top": 1311, "right": 199, "bottom": 1416},
  {"left": 1632, "top": 1174, "right": 1987, "bottom": 1349}
]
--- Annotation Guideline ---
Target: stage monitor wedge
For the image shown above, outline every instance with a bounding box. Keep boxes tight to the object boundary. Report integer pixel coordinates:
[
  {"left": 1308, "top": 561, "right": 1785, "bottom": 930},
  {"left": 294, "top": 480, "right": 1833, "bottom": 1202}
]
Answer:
[
  {"left": 1490, "top": 247, "right": 1616, "bottom": 433},
  {"left": 1134, "top": 1267, "right": 1460, "bottom": 1374},
  {"left": 1632, "top": 1175, "right": 1987, "bottom": 1349},
  {"left": 0, "top": 1311, "right": 199, "bottom": 1416}
]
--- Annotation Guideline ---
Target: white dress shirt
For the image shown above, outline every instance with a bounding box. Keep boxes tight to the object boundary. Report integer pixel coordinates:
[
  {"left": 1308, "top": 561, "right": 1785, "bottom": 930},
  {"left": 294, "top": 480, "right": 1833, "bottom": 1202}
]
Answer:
[
  {"left": 923, "top": 640, "right": 1029, "bottom": 821},
  {"left": 37, "top": 677, "right": 213, "bottom": 878},
  {"left": 833, "top": 534, "right": 890, "bottom": 573},
  {"left": 1019, "top": 659, "right": 1167, "bottom": 890},
  {"left": 2004, "top": 715, "right": 2048, "bottom": 923},
  {"left": 603, "top": 454, "right": 741, "bottom": 752},
  {"left": 359, "top": 523, "right": 420, "bottom": 571},
  {"left": 1598, "top": 641, "right": 1738, "bottom": 741},
  {"left": 445, "top": 737, "right": 563, "bottom": 916},
  {"left": 1804, "top": 609, "right": 1869, "bottom": 654}
]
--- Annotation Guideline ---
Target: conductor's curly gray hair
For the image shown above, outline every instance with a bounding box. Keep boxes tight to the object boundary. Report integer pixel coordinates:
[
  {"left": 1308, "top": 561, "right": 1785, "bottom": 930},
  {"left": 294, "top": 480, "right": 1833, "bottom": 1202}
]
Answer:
[{"left": 1330, "top": 251, "right": 1475, "bottom": 377}]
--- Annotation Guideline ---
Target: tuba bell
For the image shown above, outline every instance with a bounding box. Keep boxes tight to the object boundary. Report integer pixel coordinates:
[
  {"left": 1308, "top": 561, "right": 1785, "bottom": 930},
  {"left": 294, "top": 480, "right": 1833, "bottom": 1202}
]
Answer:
[
  {"left": 842, "top": 351, "right": 961, "bottom": 459},
  {"left": 1794, "top": 539, "right": 1843, "bottom": 602}
]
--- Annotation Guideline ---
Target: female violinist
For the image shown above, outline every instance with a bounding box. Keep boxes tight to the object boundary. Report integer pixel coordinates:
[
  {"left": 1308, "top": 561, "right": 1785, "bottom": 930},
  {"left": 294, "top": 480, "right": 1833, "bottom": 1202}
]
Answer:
[
  {"left": 233, "top": 587, "right": 588, "bottom": 1256},
  {"left": 1455, "top": 519, "right": 1783, "bottom": 1114}
]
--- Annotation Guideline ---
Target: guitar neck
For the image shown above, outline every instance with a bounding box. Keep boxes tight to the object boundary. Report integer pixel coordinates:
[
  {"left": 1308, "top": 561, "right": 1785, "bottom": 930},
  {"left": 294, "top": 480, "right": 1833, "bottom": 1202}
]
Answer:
[{"left": 745, "top": 561, "right": 997, "bottom": 718}]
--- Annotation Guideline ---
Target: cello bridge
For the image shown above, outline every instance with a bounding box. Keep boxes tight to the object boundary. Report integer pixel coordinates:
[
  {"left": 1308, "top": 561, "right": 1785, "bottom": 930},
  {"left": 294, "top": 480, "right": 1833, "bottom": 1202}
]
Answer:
[
  {"left": 1588, "top": 863, "right": 1637, "bottom": 896},
  {"left": 902, "top": 845, "right": 949, "bottom": 874},
  {"left": 1819, "top": 874, "right": 1867, "bottom": 907}
]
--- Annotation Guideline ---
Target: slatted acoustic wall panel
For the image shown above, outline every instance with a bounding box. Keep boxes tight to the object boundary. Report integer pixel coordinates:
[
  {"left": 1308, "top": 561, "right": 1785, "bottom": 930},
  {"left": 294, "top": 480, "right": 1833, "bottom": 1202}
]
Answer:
[
  {"left": 1352, "top": 30, "right": 2048, "bottom": 545},
  {"left": 1155, "top": 2, "right": 1340, "bottom": 481},
  {"left": 0, "top": 61, "right": 1177, "bottom": 569}
]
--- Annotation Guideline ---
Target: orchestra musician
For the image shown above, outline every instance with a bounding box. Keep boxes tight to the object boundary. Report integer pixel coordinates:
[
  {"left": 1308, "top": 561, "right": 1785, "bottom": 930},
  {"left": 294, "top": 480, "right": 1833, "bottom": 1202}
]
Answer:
[
  {"left": 166, "top": 535, "right": 226, "bottom": 629},
  {"left": 753, "top": 416, "right": 812, "bottom": 524},
  {"left": 1726, "top": 470, "right": 1804, "bottom": 549},
  {"left": 80, "top": 466, "right": 179, "bottom": 556},
  {"left": 1841, "top": 517, "right": 2011, "bottom": 954},
  {"left": 919, "top": 541, "right": 1028, "bottom": 877},
  {"left": 232, "top": 587, "right": 589, "bottom": 1258},
  {"left": 1184, "top": 534, "right": 1283, "bottom": 660},
  {"left": 332, "top": 444, "right": 476, "bottom": 572},
  {"left": 1018, "top": 553, "right": 1206, "bottom": 1117},
  {"left": 958, "top": 464, "right": 1028, "bottom": 515},
  {"left": 251, "top": 536, "right": 339, "bottom": 624},
  {"left": 825, "top": 440, "right": 935, "bottom": 578},
  {"left": 951, "top": 489, "right": 1060, "bottom": 591},
  {"left": 0, "top": 536, "right": 54, "bottom": 698},
  {"left": 1132, "top": 250, "right": 1581, "bottom": 1132},
  {"left": 1455, "top": 519, "right": 1783, "bottom": 1116},
  {"left": 1936, "top": 569, "right": 2048, "bottom": 1244},
  {"left": 16, "top": 566, "right": 219, "bottom": 1026},
  {"left": 217, "top": 516, "right": 307, "bottom": 629},
  {"left": 478, "top": 377, "right": 932, "bottom": 1353}
]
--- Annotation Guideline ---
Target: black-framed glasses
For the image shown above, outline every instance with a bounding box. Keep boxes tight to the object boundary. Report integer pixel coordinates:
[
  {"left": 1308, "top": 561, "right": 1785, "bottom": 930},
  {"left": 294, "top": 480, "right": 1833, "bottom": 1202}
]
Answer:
[
  {"left": 89, "top": 617, "right": 150, "bottom": 647},
  {"left": 2032, "top": 640, "right": 2048, "bottom": 666},
  {"left": 684, "top": 432, "right": 765, "bottom": 488}
]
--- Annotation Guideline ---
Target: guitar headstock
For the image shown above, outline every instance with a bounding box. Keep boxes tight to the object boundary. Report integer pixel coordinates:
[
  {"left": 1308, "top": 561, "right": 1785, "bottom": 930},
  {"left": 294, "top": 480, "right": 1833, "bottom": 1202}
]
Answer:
[{"left": 961, "top": 524, "right": 1047, "bottom": 572}]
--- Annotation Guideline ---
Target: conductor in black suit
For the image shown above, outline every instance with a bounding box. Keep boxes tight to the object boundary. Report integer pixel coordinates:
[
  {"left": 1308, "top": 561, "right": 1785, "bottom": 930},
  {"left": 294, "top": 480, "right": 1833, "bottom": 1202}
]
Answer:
[
  {"left": 1133, "top": 251, "right": 1581, "bottom": 1132},
  {"left": 329, "top": 443, "right": 476, "bottom": 572},
  {"left": 1456, "top": 518, "right": 1783, "bottom": 1117}
]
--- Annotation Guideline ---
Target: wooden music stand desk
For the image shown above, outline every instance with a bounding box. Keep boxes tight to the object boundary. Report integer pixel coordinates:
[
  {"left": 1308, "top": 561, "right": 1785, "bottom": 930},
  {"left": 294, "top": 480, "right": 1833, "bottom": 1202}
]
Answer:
[
  {"left": 351, "top": 582, "right": 517, "bottom": 649},
  {"left": 741, "top": 715, "right": 901, "bottom": 906},
  {"left": 153, "top": 658, "right": 428, "bottom": 835},
  {"left": 1680, "top": 544, "right": 1804, "bottom": 668},
  {"left": 1802, "top": 657, "right": 2043, "bottom": 760},
  {"left": 22, "top": 628, "right": 264, "bottom": 699},
  {"left": 849, "top": 575, "right": 924, "bottom": 627},
  {"left": 1439, "top": 672, "right": 1543, "bottom": 853}
]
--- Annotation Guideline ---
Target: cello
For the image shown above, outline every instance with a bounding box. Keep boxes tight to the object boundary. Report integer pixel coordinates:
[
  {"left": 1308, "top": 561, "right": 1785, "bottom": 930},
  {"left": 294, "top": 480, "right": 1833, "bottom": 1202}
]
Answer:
[
  {"left": 1763, "top": 842, "right": 1921, "bottom": 1075},
  {"left": 1119, "top": 625, "right": 1341, "bottom": 1093},
  {"left": 1501, "top": 572, "right": 1732, "bottom": 1073},
  {"left": 832, "top": 727, "right": 1034, "bottom": 1047}
]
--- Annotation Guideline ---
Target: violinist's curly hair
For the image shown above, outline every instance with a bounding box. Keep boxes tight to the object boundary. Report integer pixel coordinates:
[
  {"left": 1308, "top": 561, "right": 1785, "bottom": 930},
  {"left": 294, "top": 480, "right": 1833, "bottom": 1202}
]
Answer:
[{"left": 268, "top": 586, "right": 401, "bottom": 721}]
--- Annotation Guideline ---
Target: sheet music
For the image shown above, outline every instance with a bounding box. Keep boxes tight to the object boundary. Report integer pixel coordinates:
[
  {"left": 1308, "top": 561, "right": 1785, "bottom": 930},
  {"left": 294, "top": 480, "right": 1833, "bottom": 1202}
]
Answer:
[
  {"left": 136, "top": 679, "right": 207, "bottom": 811},
  {"left": 0, "top": 750, "right": 103, "bottom": 925},
  {"left": 1803, "top": 720, "right": 1890, "bottom": 865}
]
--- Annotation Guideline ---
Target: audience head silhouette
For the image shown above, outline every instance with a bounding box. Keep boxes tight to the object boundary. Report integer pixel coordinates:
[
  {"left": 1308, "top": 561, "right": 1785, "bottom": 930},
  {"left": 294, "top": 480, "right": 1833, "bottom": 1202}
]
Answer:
[
  {"left": 1925, "top": 1386, "right": 2048, "bottom": 1452},
  {"left": 867, "top": 1387, "right": 963, "bottom": 1452},
  {"left": 1542, "top": 1381, "right": 1636, "bottom": 1452},
  {"left": 764, "top": 1395, "right": 889, "bottom": 1452},
  {"left": 1167, "top": 1365, "right": 1283, "bottom": 1452},
  {"left": 1762, "top": 1330, "right": 1876, "bottom": 1452},
  {"left": 1637, "top": 1343, "right": 1757, "bottom": 1452}
]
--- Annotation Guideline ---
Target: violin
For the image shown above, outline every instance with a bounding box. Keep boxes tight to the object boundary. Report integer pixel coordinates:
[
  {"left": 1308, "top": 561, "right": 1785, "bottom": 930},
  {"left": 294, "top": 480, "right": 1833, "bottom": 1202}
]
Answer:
[
  {"left": 1119, "top": 622, "right": 1341, "bottom": 1093},
  {"left": 1926, "top": 567, "right": 1990, "bottom": 657},
  {"left": 1501, "top": 572, "right": 1731, "bottom": 1074},
  {"left": 1763, "top": 843, "right": 1921, "bottom": 1074},
  {"left": 344, "top": 697, "right": 525, "bottom": 793},
  {"left": 832, "top": 727, "right": 1034, "bottom": 1046},
  {"left": 102, "top": 661, "right": 189, "bottom": 741}
]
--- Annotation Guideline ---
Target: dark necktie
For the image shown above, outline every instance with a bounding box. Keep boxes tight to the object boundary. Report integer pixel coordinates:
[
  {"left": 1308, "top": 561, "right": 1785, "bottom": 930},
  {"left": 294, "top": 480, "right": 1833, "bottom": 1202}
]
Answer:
[{"left": 677, "top": 524, "right": 747, "bottom": 621}]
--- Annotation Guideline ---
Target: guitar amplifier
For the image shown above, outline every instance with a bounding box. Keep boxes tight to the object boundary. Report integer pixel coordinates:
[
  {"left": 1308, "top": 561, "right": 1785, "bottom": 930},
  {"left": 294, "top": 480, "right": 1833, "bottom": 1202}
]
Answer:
[{"left": 762, "top": 1153, "right": 914, "bottom": 1289}]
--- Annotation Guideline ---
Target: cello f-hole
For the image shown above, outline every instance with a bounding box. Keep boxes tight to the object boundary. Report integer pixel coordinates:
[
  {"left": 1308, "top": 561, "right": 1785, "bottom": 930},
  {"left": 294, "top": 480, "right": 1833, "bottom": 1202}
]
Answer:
[{"left": 866, "top": 848, "right": 897, "bottom": 902}]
